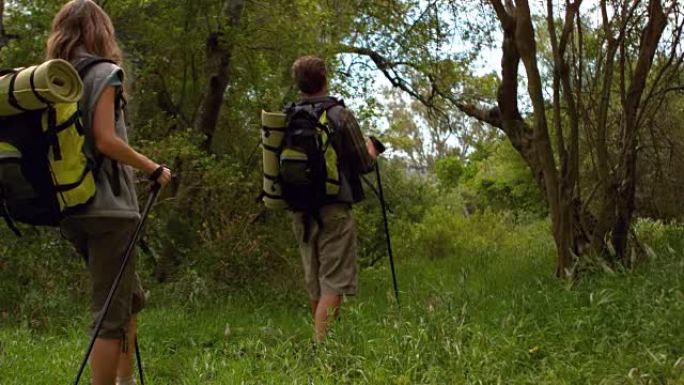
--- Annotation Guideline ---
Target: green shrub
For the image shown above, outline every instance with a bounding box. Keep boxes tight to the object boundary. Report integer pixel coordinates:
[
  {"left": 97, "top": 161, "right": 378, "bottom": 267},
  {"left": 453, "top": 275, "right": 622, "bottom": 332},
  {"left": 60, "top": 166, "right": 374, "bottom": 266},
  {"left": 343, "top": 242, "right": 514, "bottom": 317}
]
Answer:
[
  {"left": 0, "top": 227, "right": 87, "bottom": 328},
  {"left": 354, "top": 158, "right": 439, "bottom": 267},
  {"left": 460, "top": 140, "right": 547, "bottom": 217},
  {"left": 634, "top": 218, "right": 684, "bottom": 259},
  {"left": 413, "top": 205, "right": 555, "bottom": 293},
  {"left": 434, "top": 155, "right": 463, "bottom": 190}
]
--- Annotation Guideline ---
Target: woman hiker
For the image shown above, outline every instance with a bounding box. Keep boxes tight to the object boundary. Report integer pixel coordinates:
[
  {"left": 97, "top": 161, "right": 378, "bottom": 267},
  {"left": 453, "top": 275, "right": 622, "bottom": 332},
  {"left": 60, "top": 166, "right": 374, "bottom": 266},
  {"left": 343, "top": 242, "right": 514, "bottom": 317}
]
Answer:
[{"left": 47, "top": 1, "right": 171, "bottom": 384}]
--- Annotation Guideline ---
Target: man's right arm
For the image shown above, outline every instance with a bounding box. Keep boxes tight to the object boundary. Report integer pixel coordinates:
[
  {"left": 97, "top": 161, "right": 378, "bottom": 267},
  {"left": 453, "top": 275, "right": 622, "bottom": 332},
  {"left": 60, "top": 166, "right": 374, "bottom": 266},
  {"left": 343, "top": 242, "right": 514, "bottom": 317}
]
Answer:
[{"left": 337, "top": 108, "right": 376, "bottom": 175}]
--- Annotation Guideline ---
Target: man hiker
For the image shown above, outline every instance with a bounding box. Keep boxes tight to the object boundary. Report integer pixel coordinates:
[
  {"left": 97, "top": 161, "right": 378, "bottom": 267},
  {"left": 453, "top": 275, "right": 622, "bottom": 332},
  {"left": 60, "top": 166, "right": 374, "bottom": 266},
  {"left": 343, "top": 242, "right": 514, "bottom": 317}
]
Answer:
[{"left": 288, "top": 56, "right": 378, "bottom": 341}]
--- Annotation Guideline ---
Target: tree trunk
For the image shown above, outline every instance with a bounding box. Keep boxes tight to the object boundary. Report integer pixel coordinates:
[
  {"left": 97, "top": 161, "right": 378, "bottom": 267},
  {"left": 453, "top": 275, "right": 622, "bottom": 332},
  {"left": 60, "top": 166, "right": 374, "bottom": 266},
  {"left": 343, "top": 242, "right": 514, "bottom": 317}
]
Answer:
[
  {"left": 498, "top": 0, "right": 583, "bottom": 276},
  {"left": 346, "top": 0, "right": 673, "bottom": 277},
  {"left": 155, "top": 0, "right": 246, "bottom": 282},
  {"left": 612, "top": 0, "right": 667, "bottom": 263},
  {"left": 194, "top": 0, "right": 246, "bottom": 150}
]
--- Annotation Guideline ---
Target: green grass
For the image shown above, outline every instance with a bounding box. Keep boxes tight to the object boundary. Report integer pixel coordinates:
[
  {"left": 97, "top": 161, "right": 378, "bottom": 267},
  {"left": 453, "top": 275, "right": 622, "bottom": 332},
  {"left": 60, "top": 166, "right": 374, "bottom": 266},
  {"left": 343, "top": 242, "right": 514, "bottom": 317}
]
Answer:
[
  {"left": 2, "top": 220, "right": 684, "bottom": 384},
  {"left": 0, "top": 218, "right": 684, "bottom": 385}
]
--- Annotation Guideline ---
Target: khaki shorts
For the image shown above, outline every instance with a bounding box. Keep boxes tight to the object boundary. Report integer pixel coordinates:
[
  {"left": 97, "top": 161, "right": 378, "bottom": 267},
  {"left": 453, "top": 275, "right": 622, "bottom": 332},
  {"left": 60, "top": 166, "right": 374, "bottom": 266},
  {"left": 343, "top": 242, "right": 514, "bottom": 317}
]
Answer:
[
  {"left": 292, "top": 204, "right": 358, "bottom": 299},
  {"left": 61, "top": 217, "right": 145, "bottom": 339}
]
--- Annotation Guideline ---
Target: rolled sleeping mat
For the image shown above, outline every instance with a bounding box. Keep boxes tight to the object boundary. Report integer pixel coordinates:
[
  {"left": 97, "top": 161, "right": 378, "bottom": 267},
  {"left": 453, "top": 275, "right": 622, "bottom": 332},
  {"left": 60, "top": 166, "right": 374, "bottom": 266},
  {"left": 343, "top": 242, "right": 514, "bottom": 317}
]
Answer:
[
  {"left": 261, "top": 110, "right": 287, "bottom": 209},
  {"left": 0, "top": 59, "right": 83, "bottom": 117}
]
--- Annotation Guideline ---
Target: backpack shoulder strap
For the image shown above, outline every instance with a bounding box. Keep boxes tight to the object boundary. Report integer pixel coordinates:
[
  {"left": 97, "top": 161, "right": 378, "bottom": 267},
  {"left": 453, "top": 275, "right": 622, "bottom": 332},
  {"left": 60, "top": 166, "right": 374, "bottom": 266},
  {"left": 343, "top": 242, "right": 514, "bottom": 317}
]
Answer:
[
  {"left": 285, "top": 98, "right": 344, "bottom": 130},
  {"left": 286, "top": 102, "right": 319, "bottom": 124},
  {"left": 317, "top": 98, "right": 345, "bottom": 136},
  {"left": 75, "top": 57, "right": 118, "bottom": 80},
  {"left": 321, "top": 97, "right": 345, "bottom": 111},
  {"left": 283, "top": 102, "right": 296, "bottom": 114},
  {"left": 76, "top": 56, "right": 127, "bottom": 112}
]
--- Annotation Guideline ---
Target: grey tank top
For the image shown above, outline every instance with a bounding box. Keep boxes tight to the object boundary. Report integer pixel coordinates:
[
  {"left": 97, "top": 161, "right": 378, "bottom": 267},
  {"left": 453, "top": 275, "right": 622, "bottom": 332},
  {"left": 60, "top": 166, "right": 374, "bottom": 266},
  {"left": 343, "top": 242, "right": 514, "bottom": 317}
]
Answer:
[{"left": 64, "top": 55, "right": 140, "bottom": 220}]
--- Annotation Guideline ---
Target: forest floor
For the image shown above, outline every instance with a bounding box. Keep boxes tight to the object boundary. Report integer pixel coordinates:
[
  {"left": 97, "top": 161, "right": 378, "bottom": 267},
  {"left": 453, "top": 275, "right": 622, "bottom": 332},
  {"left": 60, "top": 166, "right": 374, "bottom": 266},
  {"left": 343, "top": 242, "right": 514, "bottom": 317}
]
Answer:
[{"left": 2, "top": 237, "right": 684, "bottom": 384}]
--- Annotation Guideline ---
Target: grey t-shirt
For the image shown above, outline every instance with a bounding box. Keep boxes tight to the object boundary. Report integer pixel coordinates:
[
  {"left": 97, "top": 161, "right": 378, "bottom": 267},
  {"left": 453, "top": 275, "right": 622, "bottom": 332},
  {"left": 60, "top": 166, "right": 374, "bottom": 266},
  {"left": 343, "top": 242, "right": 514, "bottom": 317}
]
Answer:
[{"left": 65, "top": 56, "right": 139, "bottom": 220}]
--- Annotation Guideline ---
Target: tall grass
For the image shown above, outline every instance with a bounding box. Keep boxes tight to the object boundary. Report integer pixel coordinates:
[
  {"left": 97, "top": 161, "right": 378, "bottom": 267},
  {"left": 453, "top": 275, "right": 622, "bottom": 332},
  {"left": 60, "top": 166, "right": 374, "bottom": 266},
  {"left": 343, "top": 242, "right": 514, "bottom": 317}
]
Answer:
[{"left": 1, "top": 216, "right": 683, "bottom": 384}]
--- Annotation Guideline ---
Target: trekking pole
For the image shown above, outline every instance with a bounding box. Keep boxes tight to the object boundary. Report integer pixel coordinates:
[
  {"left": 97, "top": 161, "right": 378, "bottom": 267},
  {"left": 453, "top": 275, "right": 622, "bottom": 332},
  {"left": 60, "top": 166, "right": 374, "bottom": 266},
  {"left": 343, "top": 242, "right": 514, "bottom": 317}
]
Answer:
[
  {"left": 135, "top": 335, "right": 146, "bottom": 385},
  {"left": 369, "top": 137, "right": 400, "bottom": 305},
  {"left": 73, "top": 182, "right": 161, "bottom": 385}
]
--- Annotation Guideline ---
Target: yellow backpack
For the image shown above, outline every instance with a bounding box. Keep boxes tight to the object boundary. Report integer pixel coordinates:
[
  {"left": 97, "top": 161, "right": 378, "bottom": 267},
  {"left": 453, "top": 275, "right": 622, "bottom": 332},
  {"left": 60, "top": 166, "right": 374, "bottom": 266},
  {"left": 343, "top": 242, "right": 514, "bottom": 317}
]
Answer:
[{"left": 0, "top": 59, "right": 97, "bottom": 235}]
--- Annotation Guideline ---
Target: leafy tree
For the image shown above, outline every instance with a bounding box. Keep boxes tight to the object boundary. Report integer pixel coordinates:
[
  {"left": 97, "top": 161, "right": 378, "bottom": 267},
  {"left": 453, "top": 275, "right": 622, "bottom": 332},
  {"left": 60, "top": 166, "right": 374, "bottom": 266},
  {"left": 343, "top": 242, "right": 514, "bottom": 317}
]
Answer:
[
  {"left": 461, "top": 140, "right": 547, "bottom": 216},
  {"left": 1, "top": 0, "right": 682, "bottom": 281},
  {"left": 341, "top": 0, "right": 684, "bottom": 276},
  {"left": 434, "top": 155, "right": 463, "bottom": 190}
]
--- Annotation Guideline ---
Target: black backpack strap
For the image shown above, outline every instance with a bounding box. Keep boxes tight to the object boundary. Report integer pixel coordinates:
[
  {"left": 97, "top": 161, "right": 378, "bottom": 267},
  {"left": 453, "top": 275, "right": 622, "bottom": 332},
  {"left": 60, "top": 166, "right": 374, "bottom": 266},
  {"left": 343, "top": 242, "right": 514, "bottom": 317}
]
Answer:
[
  {"left": 76, "top": 56, "right": 127, "bottom": 110},
  {"left": 283, "top": 102, "right": 296, "bottom": 115},
  {"left": 45, "top": 106, "right": 62, "bottom": 161},
  {"left": 5, "top": 70, "right": 29, "bottom": 113},
  {"left": 29, "top": 66, "right": 52, "bottom": 106},
  {"left": 289, "top": 98, "right": 342, "bottom": 134},
  {"left": 321, "top": 97, "right": 344, "bottom": 111},
  {"left": 295, "top": 99, "right": 340, "bottom": 145},
  {"left": 75, "top": 57, "right": 117, "bottom": 79},
  {"left": 292, "top": 97, "right": 343, "bottom": 111}
]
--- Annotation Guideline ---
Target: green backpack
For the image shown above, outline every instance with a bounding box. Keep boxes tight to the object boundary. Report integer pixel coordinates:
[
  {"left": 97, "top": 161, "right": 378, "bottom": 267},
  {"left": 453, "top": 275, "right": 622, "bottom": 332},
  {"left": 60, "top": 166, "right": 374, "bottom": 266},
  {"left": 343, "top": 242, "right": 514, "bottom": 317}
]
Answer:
[{"left": 0, "top": 58, "right": 112, "bottom": 235}]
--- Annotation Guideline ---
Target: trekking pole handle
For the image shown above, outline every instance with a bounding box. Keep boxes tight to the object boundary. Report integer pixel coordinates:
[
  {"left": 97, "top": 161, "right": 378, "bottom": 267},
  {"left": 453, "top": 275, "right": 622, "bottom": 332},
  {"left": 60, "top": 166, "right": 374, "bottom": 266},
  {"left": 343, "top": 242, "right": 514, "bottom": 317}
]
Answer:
[
  {"left": 369, "top": 136, "right": 386, "bottom": 155},
  {"left": 148, "top": 164, "right": 167, "bottom": 182}
]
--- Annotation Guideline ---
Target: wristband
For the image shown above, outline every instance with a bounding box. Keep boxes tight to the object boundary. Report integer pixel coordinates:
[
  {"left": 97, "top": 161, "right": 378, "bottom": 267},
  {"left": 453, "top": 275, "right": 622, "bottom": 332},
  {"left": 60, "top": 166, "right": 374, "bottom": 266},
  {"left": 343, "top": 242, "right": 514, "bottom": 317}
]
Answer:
[{"left": 149, "top": 165, "right": 166, "bottom": 181}]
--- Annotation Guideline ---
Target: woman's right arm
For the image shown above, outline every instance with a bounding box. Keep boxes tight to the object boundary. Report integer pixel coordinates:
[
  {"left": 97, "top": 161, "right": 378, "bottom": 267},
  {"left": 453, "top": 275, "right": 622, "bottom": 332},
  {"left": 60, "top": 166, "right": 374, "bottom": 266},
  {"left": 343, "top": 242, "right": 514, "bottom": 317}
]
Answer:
[{"left": 91, "top": 86, "right": 171, "bottom": 186}]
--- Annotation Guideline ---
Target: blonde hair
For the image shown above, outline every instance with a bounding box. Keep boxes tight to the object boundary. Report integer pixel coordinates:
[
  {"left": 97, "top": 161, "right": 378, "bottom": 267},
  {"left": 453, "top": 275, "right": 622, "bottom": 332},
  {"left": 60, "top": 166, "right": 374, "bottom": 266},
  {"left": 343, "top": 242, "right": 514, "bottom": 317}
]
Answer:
[{"left": 46, "top": 0, "right": 122, "bottom": 64}]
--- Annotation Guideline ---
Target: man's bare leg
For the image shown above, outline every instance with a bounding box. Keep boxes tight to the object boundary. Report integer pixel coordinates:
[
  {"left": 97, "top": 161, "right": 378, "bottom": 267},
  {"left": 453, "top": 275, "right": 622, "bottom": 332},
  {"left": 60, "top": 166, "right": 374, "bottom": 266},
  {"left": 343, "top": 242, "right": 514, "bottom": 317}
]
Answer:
[
  {"left": 314, "top": 294, "right": 342, "bottom": 342},
  {"left": 91, "top": 338, "right": 120, "bottom": 385}
]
